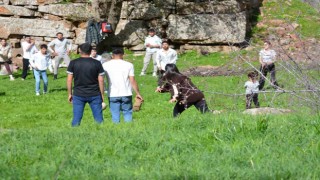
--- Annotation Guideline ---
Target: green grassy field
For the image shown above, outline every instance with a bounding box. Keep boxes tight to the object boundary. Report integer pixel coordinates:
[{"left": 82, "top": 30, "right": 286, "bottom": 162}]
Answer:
[{"left": 0, "top": 51, "right": 319, "bottom": 178}]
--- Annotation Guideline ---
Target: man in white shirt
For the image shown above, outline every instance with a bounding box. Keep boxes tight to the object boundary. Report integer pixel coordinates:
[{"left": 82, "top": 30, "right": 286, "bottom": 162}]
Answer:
[
  {"left": 140, "top": 28, "right": 162, "bottom": 77},
  {"left": 48, "top": 32, "right": 72, "bottom": 80},
  {"left": 0, "top": 39, "right": 14, "bottom": 81},
  {"left": 90, "top": 48, "right": 103, "bottom": 62},
  {"left": 103, "top": 49, "right": 143, "bottom": 123},
  {"left": 21, "top": 36, "right": 38, "bottom": 80},
  {"left": 259, "top": 40, "right": 279, "bottom": 90},
  {"left": 156, "top": 40, "right": 178, "bottom": 86}
]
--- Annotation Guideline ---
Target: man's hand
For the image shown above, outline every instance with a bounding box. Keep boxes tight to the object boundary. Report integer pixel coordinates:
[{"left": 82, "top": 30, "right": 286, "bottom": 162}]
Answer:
[
  {"left": 52, "top": 52, "right": 58, "bottom": 56},
  {"left": 155, "top": 87, "right": 162, "bottom": 92},
  {"left": 68, "top": 95, "right": 73, "bottom": 103},
  {"left": 67, "top": 50, "right": 70, "bottom": 55},
  {"left": 169, "top": 98, "right": 177, "bottom": 103},
  {"left": 136, "top": 94, "right": 143, "bottom": 102},
  {"left": 146, "top": 43, "right": 151, "bottom": 47}
]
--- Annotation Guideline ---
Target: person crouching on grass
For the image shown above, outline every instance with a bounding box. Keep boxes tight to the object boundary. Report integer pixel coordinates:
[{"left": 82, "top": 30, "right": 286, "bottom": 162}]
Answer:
[
  {"left": 155, "top": 64, "right": 209, "bottom": 117},
  {"left": 29, "top": 44, "right": 51, "bottom": 96},
  {"left": 245, "top": 71, "right": 260, "bottom": 109}
]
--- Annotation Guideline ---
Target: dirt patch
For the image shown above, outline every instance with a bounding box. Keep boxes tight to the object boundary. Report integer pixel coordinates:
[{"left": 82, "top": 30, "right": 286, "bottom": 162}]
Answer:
[{"left": 182, "top": 65, "right": 244, "bottom": 77}]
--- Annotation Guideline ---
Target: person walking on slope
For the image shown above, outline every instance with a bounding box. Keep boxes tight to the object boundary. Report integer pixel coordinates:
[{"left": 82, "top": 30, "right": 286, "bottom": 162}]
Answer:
[
  {"left": 103, "top": 49, "right": 143, "bottom": 123},
  {"left": 21, "top": 36, "right": 38, "bottom": 80},
  {"left": 0, "top": 39, "right": 14, "bottom": 81},
  {"left": 67, "top": 43, "right": 105, "bottom": 127},
  {"left": 29, "top": 44, "right": 51, "bottom": 96},
  {"left": 48, "top": 32, "right": 72, "bottom": 80},
  {"left": 259, "top": 40, "right": 279, "bottom": 90},
  {"left": 140, "top": 28, "right": 162, "bottom": 77}
]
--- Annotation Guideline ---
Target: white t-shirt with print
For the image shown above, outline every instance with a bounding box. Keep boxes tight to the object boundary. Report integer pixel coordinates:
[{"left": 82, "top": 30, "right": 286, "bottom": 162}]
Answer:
[
  {"left": 259, "top": 49, "right": 276, "bottom": 63},
  {"left": 144, "top": 35, "right": 162, "bottom": 53},
  {"left": 103, "top": 59, "right": 134, "bottom": 97},
  {"left": 245, "top": 81, "right": 259, "bottom": 94}
]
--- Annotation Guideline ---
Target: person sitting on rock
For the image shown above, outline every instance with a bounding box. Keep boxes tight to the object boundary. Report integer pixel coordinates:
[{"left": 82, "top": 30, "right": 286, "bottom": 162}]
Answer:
[
  {"left": 155, "top": 64, "right": 209, "bottom": 117},
  {"left": 245, "top": 71, "right": 260, "bottom": 109}
]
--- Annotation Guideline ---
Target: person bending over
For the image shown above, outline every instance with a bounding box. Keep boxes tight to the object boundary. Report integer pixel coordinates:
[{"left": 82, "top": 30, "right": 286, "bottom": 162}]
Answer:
[{"left": 156, "top": 64, "right": 209, "bottom": 117}]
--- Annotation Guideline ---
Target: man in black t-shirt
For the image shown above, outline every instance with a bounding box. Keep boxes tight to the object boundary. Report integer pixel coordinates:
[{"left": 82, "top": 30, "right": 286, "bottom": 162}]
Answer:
[{"left": 67, "top": 43, "right": 105, "bottom": 127}]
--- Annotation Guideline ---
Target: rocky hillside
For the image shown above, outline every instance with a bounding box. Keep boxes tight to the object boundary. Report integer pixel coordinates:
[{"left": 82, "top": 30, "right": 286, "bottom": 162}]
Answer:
[{"left": 0, "top": 0, "right": 262, "bottom": 62}]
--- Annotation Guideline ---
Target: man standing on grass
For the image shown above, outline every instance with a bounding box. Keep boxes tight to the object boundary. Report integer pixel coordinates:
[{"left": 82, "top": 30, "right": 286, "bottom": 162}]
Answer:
[
  {"left": 103, "top": 49, "right": 143, "bottom": 123},
  {"left": 140, "top": 28, "right": 162, "bottom": 77},
  {"left": 21, "top": 36, "right": 38, "bottom": 80},
  {"left": 67, "top": 43, "right": 105, "bottom": 127},
  {"left": 48, "top": 32, "right": 72, "bottom": 80},
  {"left": 155, "top": 40, "right": 177, "bottom": 87}
]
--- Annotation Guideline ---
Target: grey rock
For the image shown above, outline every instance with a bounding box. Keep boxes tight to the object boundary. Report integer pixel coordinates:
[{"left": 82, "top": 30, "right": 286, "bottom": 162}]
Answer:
[
  {"left": 167, "top": 12, "right": 247, "bottom": 44},
  {"left": 243, "top": 107, "right": 293, "bottom": 115},
  {"left": 74, "top": 28, "right": 86, "bottom": 44},
  {"left": 0, "top": 17, "right": 74, "bottom": 39},
  {"left": 0, "top": 5, "right": 35, "bottom": 16},
  {"left": 38, "top": 3, "right": 95, "bottom": 20},
  {"left": 10, "top": 0, "right": 63, "bottom": 5},
  {"left": 120, "top": 1, "right": 162, "bottom": 20}
]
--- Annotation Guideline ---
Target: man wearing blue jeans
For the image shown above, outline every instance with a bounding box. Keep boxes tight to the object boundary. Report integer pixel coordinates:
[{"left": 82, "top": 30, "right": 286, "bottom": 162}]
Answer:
[
  {"left": 103, "top": 49, "right": 143, "bottom": 123},
  {"left": 67, "top": 43, "right": 105, "bottom": 127}
]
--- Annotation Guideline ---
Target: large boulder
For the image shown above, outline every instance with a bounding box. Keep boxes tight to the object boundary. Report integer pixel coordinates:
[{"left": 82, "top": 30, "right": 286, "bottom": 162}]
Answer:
[
  {"left": 0, "top": 5, "right": 35, "bottom": 16},
  {"left": 120, "top": 1, "right": 162, "bottom": 20},
  {"left": 0, "top": 17, "right": 74, "bottom": 38},
  {"left": 167, "top": 12, "right": 247, "bottom": 44},
  {"left": 38, "top": 3, "right": 95, "bottom": 20}
]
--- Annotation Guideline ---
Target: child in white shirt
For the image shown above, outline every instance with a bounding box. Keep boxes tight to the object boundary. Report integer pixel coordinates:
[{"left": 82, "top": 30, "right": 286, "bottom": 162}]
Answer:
[
  {"left": 245, "top": 71, "right": 260, "bottom": 109},
  {"left": 29, "top": 44, "right": 51, "bottom": 96}
]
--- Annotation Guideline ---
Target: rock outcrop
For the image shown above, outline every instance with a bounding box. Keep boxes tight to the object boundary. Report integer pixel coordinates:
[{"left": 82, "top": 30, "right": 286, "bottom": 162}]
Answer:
[{"left": 0, "top": 0, "right": 264, "bottom": 66}]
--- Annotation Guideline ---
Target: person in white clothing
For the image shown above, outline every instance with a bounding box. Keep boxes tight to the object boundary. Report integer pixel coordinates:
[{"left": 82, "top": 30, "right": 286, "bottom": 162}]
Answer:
[
  {"left": 90, "top": 48, "right": 103, "bottom": 62},
  {"left": 156, "top": 40, "right": 177, "bottom": 86},
  {"left": 0, "top": 39, "right": 14, "bottom": 81},
  {"left": 48, "top": 32, "right": 72, "bottom": 80},
  {"left": 259, "top": 40, "right": 279, "bottom": 90},
  {"left": 29, "top": 44, "right": 51, "bottom": 96},
  {"left": 140, "top": 28, "right": 162, "bottom": 77},
  {"left": 103, "top": 49, "right": 143, "bottom": 123},
  {"left": 245, "top": 72, "right": 260, "bottom": 109},
  {"left": 21, "top": 36, "right": 38, "bottom": 80}
]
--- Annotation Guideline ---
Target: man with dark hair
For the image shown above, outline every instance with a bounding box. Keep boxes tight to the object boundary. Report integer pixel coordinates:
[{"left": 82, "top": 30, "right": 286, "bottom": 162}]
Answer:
[
  {"left": 103, "top": 48, "right": 143, "bottom": 123},
  {"left": 48, "top": 32, "right": 72, "bottom": 80},
  {"left": 67, "top": 43, "right": 105, "bottom": 127},
  {"left": 21, "top": 36, "right": 38, "bottom": 80},
  {"left": 140, "top": 28, "right": 162, "bottom": 77}
]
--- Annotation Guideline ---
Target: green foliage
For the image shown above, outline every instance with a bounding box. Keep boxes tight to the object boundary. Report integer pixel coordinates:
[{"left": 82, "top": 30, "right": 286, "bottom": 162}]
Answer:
[
  {"left": 263, "top": 0, "right": 320, "bottom": 38},
  {"left": 0, "top": 52, "right": 319, "bottom": 178}
]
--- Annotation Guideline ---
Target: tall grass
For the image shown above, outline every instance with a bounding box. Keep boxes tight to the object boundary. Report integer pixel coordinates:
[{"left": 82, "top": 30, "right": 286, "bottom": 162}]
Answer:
[{"left": 0, "top": 51, "right": 319, "bottom": 178}]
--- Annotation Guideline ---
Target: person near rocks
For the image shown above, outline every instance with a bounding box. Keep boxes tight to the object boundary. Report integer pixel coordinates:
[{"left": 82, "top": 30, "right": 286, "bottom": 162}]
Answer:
[
  {"left": 0, "top": 39, "right": 14, "bottom": 81},
  {"left": 21, "top": 36, "right": 38, "bottom": 80},
  {"left": 103, "top": 49, "right": 143, "bottom": 123},
  {"left": 48, "top": 32, "right": 72, "bottom": 80},
  {"left": 29, "top": 44, "right": 51, "bottom": 96},
  {"left": 140, "top": 28, "right": 162, "bottom": 77},
  {"left": 259, "top": 40, "right": 279, "bottom": 90},
  {"left": 245, "top": 71, "right": 260, "bottom": 109},
  {"left": 155, "top": 40, "right": 178, "bottom": 87},
  {"left": 67, "top": 43, "right": 105, "bottom": 127},
  {"left": 155, "top": 64, "right": 209, "bottom": 117},
  {"left": 90, "top": 48, "right": 103, "bottom": 63}
]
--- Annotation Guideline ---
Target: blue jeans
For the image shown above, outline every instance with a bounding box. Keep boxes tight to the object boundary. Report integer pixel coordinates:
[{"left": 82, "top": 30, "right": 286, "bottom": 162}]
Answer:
[
  {"left": 33, "top": 69, "right": 48, "bottom": 93},
  {"left": 72, "top": 95, "right": 103, "bottom": 126},
  {"left": 108, "top": 96, "right": 133, "bottom": 123}
]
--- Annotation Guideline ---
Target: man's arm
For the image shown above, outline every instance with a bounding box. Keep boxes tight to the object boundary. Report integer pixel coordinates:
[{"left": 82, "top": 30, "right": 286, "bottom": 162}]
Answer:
[
  {"left": 98, "top": 75, "right": 104, "bottom": 102},
  {"left": 170, "top": 50, "right": 178, "bottom": 64},
  {"left": 47, "top": 40, "right": 55, "bottom": 53},
  {"left": 67, "top": 39, "right": 72, "bottom": 55},
  {"left": 67, "top": 74, "right": 73, "bottom": 103},
  {"left": 129, "top": 76, "right": 143, "bottom": 101}
]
